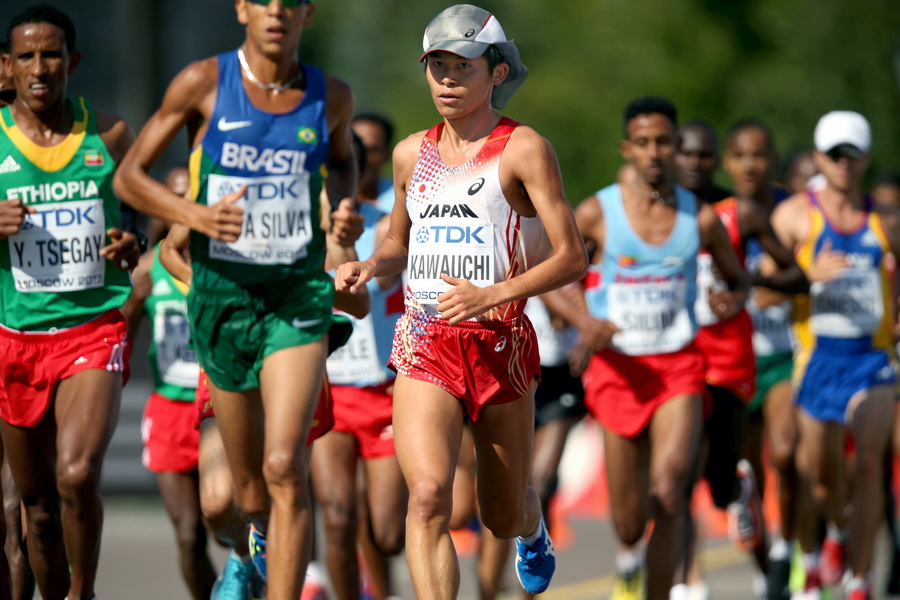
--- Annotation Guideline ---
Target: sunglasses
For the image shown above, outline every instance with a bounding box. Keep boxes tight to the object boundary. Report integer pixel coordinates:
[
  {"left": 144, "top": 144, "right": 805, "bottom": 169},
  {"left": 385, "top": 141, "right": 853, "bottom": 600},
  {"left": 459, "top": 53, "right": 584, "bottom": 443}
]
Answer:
[
  {"left": 824, "top": 144, "right": 863, "bottom": 162},
  {"left": 248, "top": 0, "right": 310, "bottom": 6}
]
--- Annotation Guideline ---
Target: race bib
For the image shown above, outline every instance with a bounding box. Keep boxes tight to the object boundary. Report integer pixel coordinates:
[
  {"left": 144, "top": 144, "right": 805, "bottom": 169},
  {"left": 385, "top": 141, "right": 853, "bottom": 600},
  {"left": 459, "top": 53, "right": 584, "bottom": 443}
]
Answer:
[
  {"left": 608, "top": 277, "right": 693, "bottom": 355},
  {"left": 810, "top": 268, "right": 883, "bottom": 338},
  {"left": 153, "top": 300, "right": 199, "bottom": 388},
  {"left": 207, "top": 173, "right": 311, "bottom": 265},
  {"left": 406, "top": 218, "right": 494, "bottom": 305},
  {"left": 326, "top": 314, "right": 386, "bottom": 385},
  {"left": 748, "top": 293, "right": 794, "bottom": 355},
  {"left": 9, "top": 199, "right": 106, "bottom": 293}
]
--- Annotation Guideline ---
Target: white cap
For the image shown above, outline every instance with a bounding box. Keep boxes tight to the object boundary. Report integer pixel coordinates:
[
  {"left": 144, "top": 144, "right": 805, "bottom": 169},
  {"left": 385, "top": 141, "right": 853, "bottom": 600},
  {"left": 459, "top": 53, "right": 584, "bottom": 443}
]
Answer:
[{"left": 813, "top": 111, "right": 871, "bottom": 157}]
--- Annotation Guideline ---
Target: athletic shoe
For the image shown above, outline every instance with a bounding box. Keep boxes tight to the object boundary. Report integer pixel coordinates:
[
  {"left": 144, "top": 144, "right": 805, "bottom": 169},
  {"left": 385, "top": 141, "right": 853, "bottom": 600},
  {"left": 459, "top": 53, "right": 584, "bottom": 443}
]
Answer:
[
  {"left": 727, "top": 460, "right": 764, "bottom": 553},
  {"left": 514, "top": 521, "right": 556, "bottom": 594},
  {"left": 687, "top": 580, "right": 710, "bottom": 600},
  {"left": 818, "top": 536, "right": 846, "bottom": 586},
  {"left": 844, "top": 587, "right": 870, "bottom": 600},
  {"left": 611, "top": 568, "right": 643, "bottom": 600},
  {"left": 211, "top": 552, "right": 254, "bottom": 600},
  {"left": 767, "top": 556, "right": 792, "bottom": 600},
  {"left": 790, "top": 567, "right": 822, "bottom": 600},
  {"left": 301, "top": 561, "right": 330, "bottom": 600},
  {"left": 248, "top": 524, "right": 268, "bottom": 583}
]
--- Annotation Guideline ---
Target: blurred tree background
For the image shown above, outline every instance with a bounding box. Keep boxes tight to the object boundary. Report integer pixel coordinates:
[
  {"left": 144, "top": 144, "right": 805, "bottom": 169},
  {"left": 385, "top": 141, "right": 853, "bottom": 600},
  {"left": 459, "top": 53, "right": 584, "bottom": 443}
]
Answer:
[{"left": 2, "top": 0, "right": 898, "bottom": 203}]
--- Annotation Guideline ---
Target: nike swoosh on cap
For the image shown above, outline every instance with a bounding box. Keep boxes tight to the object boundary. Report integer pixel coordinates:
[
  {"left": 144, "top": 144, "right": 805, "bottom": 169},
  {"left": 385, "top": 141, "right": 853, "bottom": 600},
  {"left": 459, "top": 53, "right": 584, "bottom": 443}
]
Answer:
[
  {"left": 292, "top": 317, "right": 324, "bottom": 328},
  {"left": 218, "top": 116, "right": 253, "bottom": 131}
]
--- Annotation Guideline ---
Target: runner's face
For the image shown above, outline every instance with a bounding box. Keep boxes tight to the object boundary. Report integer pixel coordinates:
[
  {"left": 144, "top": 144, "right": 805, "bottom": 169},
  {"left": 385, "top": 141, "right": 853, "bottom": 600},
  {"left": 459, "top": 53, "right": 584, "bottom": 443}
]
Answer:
[
  {"left": 351, "top": 119, "right": 390, "bottom": 189},
  {"left": 724, "top": 127, "right": 773, "bottom": 198},
  {"left": 6, "top": 23, "right": 78, "bottom": 113},
  {"left": 0, "top": 59, "right": 14, "bottom": 107},
  {"left": 237, "top": 0, "right": 313, "bottom": 58},
  {"left": 425, "top": 51, "right": 506, "bottom": 119},
  {"left": 676, "top": 127, "right": 718, "bottom": 192},
  {"left": 622, "top": 113, "right": 677, "bottom": 188},
  {"left": 813, "top": 148, "right": 869, "bottom": 194}
]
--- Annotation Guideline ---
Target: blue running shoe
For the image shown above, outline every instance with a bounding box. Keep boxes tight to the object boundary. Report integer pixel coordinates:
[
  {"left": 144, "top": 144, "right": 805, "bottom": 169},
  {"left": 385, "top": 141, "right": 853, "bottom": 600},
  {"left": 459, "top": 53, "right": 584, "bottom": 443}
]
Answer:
[
  {"left": 248, "top": 525, "right": 268, "bottom": 583},
  {"left": 211, "top": 551, "right": 254, "bottom": 600},
  {"left": 515, "top": 520, "right": 556, "bottom": 594}
]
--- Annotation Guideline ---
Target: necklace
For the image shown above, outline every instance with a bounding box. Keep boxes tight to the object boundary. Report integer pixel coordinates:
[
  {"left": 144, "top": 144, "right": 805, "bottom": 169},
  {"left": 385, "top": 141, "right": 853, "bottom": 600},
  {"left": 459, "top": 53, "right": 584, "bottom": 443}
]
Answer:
[
  {"left": 237, "top": 47, "right": 304, "bottom": 93},
  {"left": 630, "top": 181, "right": 675, "bottom": 205}
]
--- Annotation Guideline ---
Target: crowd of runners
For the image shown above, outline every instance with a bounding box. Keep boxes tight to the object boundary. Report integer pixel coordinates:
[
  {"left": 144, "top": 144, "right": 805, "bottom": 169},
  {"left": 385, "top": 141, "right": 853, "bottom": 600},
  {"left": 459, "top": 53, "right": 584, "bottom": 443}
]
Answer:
[{"left": 0, "top": 2, "right": 898, "bottom": 600}]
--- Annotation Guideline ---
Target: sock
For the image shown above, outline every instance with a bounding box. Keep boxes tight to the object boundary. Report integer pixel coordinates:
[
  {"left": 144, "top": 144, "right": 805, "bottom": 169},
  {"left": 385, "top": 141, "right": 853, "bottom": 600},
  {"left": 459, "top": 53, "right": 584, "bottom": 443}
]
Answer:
[
  {"left": 670, "top": 583, "right": 690, "bottom": 600},
  {"left": 826, "top": 521, "right": 848, "bottom": 543},
  {"left": 845, "top": 575, "right": 868, "bottom": 592},
  {"left": 768, "top": 536, "right": 790, "bottom": 561},
  {"left": 517, "top": 517, "right": 545, "bottom": 548},
  {"left": 615, "top": 547, "right": 642, "bottom": 574},
  {"left": 802, "top": 552, "right": 819, "bottom": 571}
]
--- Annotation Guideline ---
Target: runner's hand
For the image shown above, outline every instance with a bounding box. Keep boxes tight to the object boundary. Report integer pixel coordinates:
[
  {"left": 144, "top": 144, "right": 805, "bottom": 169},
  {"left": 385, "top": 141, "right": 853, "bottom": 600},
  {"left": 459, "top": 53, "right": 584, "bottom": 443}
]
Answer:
[
  {"left": 335, "top": 259, "right": 376, "bottom": 294},
  {"left": 806, "top": 238, "right": 849, "bottom": 282},
  {"left": 0, "top": 199, "right": 35, "bottom": 239},
  {"left": 437, "top": 275, "right": 496, "bottom": 325},
  {"left": 708, "top": 288, "right": 747, "bottom": 321},
  {"left": 576, "top": 318, "right": 621, "bottom": 353},
  {"left": 568, "top": 340, "right": 593, "bottom": 377},
  {"left": 102, "top": 228, "right": 141, "bottom": 271},
  {"left": 196, "top": 186, "right": 245, "bottom": 242},
  {"left": 330, "top": 198, "right": 363, "bottom": 248}
]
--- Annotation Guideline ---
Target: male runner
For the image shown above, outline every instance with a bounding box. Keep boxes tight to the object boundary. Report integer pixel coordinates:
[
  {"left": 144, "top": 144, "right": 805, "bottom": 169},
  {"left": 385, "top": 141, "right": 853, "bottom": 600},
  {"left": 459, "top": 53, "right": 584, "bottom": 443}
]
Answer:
[
  {"left": 311, "top": 121, "right": 407, "bottom": 600},
  {"left": 114, "top": 1, "right": 362, "bottom": 598},
  {"left": 718, "top": 119, "right": 814, "bottom": 599},
  {"left": 336, "top": 5, "right": 588, "bottom": 597},
  {"left": 567, "top": 97, "right": 749, "bottom": 600},
  {"left": 772, "top": 111, "right": 899, "bottom": 600},
  {"left": 676, "top": 120, "right": 732, "bottom": 205},
  {"left": 351, "top": 113, "right": 395, "bottom": 212},
  {"left": 121, "top": 178, "right": 217, "bottom": 600},
  {"left": 0, "top": 6, "right": 140, "bottom": 599}
]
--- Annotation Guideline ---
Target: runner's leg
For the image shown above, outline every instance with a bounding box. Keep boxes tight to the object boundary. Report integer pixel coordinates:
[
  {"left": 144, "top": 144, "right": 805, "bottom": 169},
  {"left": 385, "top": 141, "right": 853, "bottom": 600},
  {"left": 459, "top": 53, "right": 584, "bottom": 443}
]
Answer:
[{"left": 392, "top": 375, "right": 465, "bottom": 600}]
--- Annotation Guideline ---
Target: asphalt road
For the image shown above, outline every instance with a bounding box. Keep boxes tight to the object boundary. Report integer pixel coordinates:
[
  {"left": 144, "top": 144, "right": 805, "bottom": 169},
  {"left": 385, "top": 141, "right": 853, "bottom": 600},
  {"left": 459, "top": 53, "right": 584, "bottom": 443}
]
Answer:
[{"left": 64, "top": 497, "right": 894, "bottom": 599}]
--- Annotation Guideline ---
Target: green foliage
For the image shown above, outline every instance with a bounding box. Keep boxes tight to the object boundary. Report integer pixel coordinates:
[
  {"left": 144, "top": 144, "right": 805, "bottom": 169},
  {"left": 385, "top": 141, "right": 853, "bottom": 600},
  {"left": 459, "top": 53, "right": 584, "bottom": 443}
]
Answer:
[{"left": 305, "top": 0, "right": 899, "bottom": 203}]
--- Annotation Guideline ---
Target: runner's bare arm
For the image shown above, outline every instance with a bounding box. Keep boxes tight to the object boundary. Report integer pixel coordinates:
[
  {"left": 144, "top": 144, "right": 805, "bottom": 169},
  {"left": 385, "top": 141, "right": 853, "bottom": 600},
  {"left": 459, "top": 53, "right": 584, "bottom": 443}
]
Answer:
[
  {"left": 158, "top": 223, "right": 193, "bottom": 286},
  {"left": 324, "top": 76, "right": 360, "bottom": 246},
  {"left": 113, "top": 59, "right": 245, "bottom": 242},
  {"left": 334, "top": 133, "right": 418, "bottom": 293},
  {"left": 436, "top": 128, "right": 588, "bottom": 323},
  {"left": 320, "top": 196, "right": 369, "bottom": 319},
  {"left": 739, "top": 199, "right": 808, "bottom": 294},
  {"left": 699, "top": 202, "right": 749, "bottom": 319},
  {"left": 772, "top": 193, "right": 847, "bottom": 284},
  {"left": 120, "top": 252, "right": 154, "bottom": 342}
]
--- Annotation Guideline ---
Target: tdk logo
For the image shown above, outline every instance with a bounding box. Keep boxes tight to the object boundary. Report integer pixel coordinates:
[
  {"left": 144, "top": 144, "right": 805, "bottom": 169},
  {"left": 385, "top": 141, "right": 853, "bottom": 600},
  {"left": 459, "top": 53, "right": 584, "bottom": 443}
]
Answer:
[
  {"left": 416, "top": 225, "right": 485, "bottom": 244},
  {"left": 25, "top": 206, "right": 98, "bottom": 229},
  {"left": 216, "top": 179, "right": 302, "bottom": 201}
]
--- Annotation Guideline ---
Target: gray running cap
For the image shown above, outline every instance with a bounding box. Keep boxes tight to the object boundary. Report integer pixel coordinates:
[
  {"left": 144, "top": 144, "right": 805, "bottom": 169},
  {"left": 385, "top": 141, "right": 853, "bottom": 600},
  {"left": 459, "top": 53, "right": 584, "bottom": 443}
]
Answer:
[{"left": 420, "top": 4, "right": 528, "bottom": 110}]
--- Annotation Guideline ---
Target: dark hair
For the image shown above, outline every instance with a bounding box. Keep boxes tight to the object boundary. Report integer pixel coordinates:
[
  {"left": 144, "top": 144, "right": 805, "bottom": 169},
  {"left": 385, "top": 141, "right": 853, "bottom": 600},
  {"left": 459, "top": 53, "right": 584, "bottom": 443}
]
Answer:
[
  {"left": 873, "top": 172, "right": 900, "bottom": 187},
  {"left": 7, "top": 5, "right": 76, "bottom": 53},
  {"left": 352, "top": 112, "right": 394, "bottom": 148},
  {"left": 0, "top": 39, "right": 8, "bottom": 54},
  {"left": 484, "top": 44, "right": 505, "bottom": 72},
  {"left": 623, "top": 96, "right": 677, "bottom": 134},
  {"left": 727, "top": 118, "right": 775, "bottom": 152}
]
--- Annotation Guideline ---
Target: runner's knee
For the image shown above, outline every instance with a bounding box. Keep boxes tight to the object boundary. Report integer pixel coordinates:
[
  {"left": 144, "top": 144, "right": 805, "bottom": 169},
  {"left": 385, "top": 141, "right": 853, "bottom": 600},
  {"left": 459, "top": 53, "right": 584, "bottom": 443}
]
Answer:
[
  {"left": 406, "top": 479, "right": 452, "bottom": 527},
  {"left": 56, "top": 455, "right": 101, "bottom": 499},
  {"left": 262, "top": 448, "right": 308, "bottom": 494}
]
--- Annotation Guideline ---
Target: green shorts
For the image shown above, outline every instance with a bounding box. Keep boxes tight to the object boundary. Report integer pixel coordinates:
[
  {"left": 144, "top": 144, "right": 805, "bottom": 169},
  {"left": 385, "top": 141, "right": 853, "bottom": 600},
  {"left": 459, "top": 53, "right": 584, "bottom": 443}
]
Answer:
[
  {"left": 749, "top": 351, "right": 794, "bottom": 414},
  {"left": 187, "top": 271, "right": 336, "bottom": 392}
]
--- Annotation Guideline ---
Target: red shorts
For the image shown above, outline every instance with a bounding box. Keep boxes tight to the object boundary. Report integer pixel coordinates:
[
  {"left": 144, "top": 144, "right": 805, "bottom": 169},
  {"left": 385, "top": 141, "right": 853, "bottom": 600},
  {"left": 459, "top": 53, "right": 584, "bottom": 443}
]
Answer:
[
  {"left": 694, "top": 310, "right": 757, "bottom": 402},
  {"left": 195, "top": 369, "right": 334, "bottom": 447},
  {"left": 583, "top": 343, "right": 707, "bottom": 438},
  {"left": 142, "top": 392, "right": 200, "bottom": 473},
  {"left": 0, "top": 310, "right": 130, "bottom": 427},
  {"left": 330, "top": 381, "right": 395, "bottom": 459},
  {"left": 389, "top": 311, "right": 541, "bottom": 422}
]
